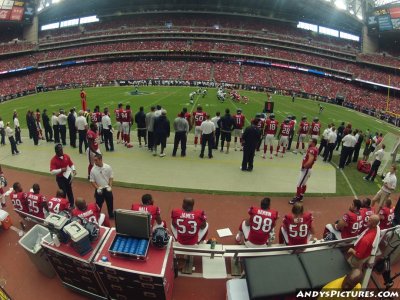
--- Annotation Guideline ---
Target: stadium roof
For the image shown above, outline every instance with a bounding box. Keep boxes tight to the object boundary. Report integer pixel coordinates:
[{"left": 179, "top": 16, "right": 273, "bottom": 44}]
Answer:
[{"left": 37, "top": 0, "right": 363, "bottom": 34}]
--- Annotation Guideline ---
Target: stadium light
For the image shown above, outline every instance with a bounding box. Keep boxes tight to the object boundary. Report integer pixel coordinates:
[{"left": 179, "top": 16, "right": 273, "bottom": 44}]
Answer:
[{"left": 335, "top": 0, "right": 347, "bottom": 10}]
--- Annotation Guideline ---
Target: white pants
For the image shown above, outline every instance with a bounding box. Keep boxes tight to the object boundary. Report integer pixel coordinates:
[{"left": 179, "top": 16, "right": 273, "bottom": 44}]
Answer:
[
  {"left": 122, "top": 122, "right": 130, "bottom": 135},
  {"left": 194, "top": 126, "right": 202, "bottom": 138},
  {"left": 234, "top": 129, "right": 243, "bottom": 138},
  {"left": 264, "top": 134, "right": 275, "bottom": 145},
  {"left": 279, "top": 136, "right": 288, "bottom": 147},
  {"left": 280, "top": 226, "right": 312, "bottom": 245},
  {"left": 117, "top": 122, "right": 122, "bottom": 132},
  {"left": 298, "top": 134, "right": 307, "bottom": 143},
  {"left": 297, "top": 168, "right": 312, "bottom": 187},
  {"left": 311, "top": 135, "right": 319, "bottom": 140}
]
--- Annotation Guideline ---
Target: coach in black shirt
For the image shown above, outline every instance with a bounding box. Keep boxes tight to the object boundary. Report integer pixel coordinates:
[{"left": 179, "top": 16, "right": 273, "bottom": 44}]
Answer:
[
  {"left": 67, "top": 109, "right": 77, "bottom": 148},
  {"left": 135, "top": 106, "right": 147, "bottom": 147},
  {"left": 218, "top": 108, "right": 235, "bottom": 154},
  {"left": 42, "top": 109, "right": 53, "bottom": 142},
  {"left": 241, "top": 120, "right": 261, "bottom": 171}
]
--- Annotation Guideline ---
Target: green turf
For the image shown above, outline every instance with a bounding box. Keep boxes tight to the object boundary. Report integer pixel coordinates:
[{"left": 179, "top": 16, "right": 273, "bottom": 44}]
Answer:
[{"left": 0, "top": 86, "right": 398, "bottom": 197}]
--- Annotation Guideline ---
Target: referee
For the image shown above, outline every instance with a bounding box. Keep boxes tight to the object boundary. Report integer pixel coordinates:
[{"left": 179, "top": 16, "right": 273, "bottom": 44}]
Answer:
[
  {"left": 90, "top": 153, "right": 114, "bottom": 218},
  {"left": 199, "top": 114, "right": 215, "bottom": 159},
  {"left": 50, "top": 144, "right": 76, "bottom": 207}
]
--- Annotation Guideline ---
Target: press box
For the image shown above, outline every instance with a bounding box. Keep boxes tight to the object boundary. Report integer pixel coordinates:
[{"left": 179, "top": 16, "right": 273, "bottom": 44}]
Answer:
[{"left": 108, "top": 209, "right": 151, "bottom": 260}]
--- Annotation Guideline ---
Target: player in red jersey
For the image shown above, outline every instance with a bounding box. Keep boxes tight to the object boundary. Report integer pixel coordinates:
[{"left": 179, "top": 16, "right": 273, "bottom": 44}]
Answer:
[
  {"left": 293, "top": 116, "right": 310, "bottom": 154},
  {"left": 72, "top": 197, "right": 109, "bottom": 226},
  {"left": 121, "top": 104, "right": 133, "bottom": 148},
  {"left": 263, "top": 114, "right": 279, "bottom": 159},
  {"left": 87, "top": 122, "right": 101, "bottom": 177},
  {"left": 290, "top": 138, "right": 318, "bottom": 204},
  {"left": 360, "top": 198, "right": 375, "bottom": 230},
  {"left": 26, "top": 184, "right": 47, "bottom": 219},
  {"left": 35, "top": 109, "right": 44, "bottom": 140},
  {"left": 80, "top": 89, "right": 87, "bottom": 112},
  {"left": 233, "top": 109, "right": 245, "bottom": 151},
  {"left": 252, "top": 114, "right": 265, "bottom": 151},
  {"left": 280, "top": 202, "right": 314, "bottom": 245},
  {"left": 309, "top": 117, "right": 321, "bottom": 140},
  {"left": 10, "top": 182, "right": 29, "bottom": 213},
  {"left": 236, "top": 197, "right": 279, "bottom": 247},
  {"left": 114, "top": 103, "right": 123, "bottom": 144},
  {"left": 171, "top": 198, "right": 208, "bottom": 246},
  {"left": 131, "top": 194, "right": 166, "bottom": 230},
  {"left": 379, "top": 199, "right": 395, "bottom": 230},
  {"left": 192, "top": 106, "right": 207, "bottom": 148},
  {"left": 324, "top": 199, "right": 363, "bottom": 240},
  {"left": 47, "top": 190, "right": 70, "bottom": 214},
  {"left": 276, "top": 118, "right": 291, "bottom": 158}
]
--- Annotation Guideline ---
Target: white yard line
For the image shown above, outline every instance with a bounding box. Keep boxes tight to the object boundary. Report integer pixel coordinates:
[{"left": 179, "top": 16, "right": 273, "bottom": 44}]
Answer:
[{"left": 331, "top": 161, "right": 358, "bottom": 199}]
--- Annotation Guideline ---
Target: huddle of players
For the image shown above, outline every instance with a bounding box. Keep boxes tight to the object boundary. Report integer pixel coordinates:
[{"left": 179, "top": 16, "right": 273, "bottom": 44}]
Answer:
[
  {"left": 189, "top": 88, "right": 207, "bottom": 104},
  {"left": 252, "top": 114, "right": 321, "bottom": 159}
]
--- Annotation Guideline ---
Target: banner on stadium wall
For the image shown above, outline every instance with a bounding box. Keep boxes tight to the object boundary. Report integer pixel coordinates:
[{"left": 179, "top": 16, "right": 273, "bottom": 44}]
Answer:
[
  {"left": 0, "top": 0, "right": 26, "bottom": 22},
  {"left": 10, "top": 5, "right": 23, "bottom": 20},
  {"left": 0, "top": 8, "right": 10, "bottom": 19}
]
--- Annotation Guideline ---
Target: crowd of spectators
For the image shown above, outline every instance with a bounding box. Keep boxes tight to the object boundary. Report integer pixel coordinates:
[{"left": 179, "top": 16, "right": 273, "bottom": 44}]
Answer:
[{"left": 2, "top": 60, "right": 399, "bottom": 114}]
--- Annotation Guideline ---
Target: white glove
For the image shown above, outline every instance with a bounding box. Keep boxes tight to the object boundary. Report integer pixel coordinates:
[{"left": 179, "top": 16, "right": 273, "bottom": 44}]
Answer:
[{"left": 97, "top": 188, "right": 103, "bottom": 194}]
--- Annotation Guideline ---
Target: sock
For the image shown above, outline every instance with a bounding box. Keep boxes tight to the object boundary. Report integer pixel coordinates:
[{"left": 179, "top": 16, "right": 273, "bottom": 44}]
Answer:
[
  {"left": 117, "top": 131, "right": 120, "bottom": 140},
  {"left": 264, "top": 145, "right": 267, "bottom": 154},
  {"left": 296, "top": 142, "right": 299, "bottom": 150},
  {"left": 234, "top": 137, "right": 238, "bottom": 143},
  {"left": 301, "top": 185, "right": 307, "bottom": 194},
  {"left": 296, "top": 186, "right": 302, "bottom": 197},
  {"left": 302, "top": 143, "right": 305, "bottom": 150},
  {"left": 270, "top": 146, "right": 273, "bottom": 154},
  {"left": 282, "top": 147, "right": 286, "bottom": 154},
  {"left": 276, "top": 146, "right": 280, "bottom": 154},
  {"left": 194, "top": 136, "right": 198, "bottom": 145},
  {"left": 127, "top": 134, "right": 130, "bottom": 144}
]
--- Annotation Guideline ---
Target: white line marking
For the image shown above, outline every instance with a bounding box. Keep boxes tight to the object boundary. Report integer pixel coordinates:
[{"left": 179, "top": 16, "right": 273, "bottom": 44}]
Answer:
[{"left": 331, "top": 161, "right": 358, "bottom": 199}]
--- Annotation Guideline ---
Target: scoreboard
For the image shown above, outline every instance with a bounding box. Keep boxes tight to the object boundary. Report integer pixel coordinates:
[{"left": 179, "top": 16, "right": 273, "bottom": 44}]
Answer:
[
  {"left": 368, "top": 5, "right": 400, "bottom": 31},
  {"left": 0, "top": 0, "right": 32, "bottom": 22}
]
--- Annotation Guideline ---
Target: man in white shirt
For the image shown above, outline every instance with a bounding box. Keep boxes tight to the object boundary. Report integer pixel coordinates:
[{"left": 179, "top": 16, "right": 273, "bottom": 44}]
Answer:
[
  {"left": 58, "top": 109, "right": 68, "bottom": 145},
  {"left": 323, "top": 126, "right": 337, "bottom": 162},
  {"left": 371, "top": 164, "right": 397, "bottom": 209},
  {"left": 90, "top": 153, "right": 114, "bottom": 218},
  {"left": 75, "top": 110, "right": 88, "bottom": 154},
  {"left": 319, "top": 124, "right": 331, "bottom": 157},
  {"left": 211, "top": 112, "right": 221, "bottom": 150},
  {"left": 13, "top": 113, "right": 22, "bottom": 144},
  {"left": 101, "top": 108, "right": 114, "bottom": 152},
  {"left": 52, "top": 112, "right": 60, "bottom": 143},
  {"left": 0, "top": 117, "right": 5, "bottom": 146},
  {"left": 5, "top": 122, "right": 19, "bottom": 155},
  {"left": 199, "top": 114, "right": 215, "bottom": 159},
  {"left": 364, "top": 144, "right": 386, "bottom": 182},
  {"left": 338, "top": 130, "right": 357, "bottom": 169}
]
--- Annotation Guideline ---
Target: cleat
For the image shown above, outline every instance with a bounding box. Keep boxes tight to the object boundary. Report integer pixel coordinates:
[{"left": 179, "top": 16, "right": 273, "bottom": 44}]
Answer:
[
  {"left": 159, "top": 153, "right": 166, "bottom": 157},
  {"left": 126, "top": 143, "right": 133, "bottom": 148},
  {"left": 262, "top": 154, "right": 266, "bottom": 159},
  {"left": 270, "top": 155, "right": 273, "bottom": 159},
  {"left": 289, "top": 197, "right": 299, "bottom": 205},
  {"left": 281, "top": 154, "right": 284, "bottom": 158}
]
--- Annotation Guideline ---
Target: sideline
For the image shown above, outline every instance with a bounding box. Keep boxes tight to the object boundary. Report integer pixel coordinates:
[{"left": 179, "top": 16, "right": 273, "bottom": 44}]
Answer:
[{"left": 331, "top": 161, "right": 358, "bottom": 199}]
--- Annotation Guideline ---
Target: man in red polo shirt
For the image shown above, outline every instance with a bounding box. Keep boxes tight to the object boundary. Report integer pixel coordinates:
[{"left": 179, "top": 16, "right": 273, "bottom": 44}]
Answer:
[
  {"left": 347, "top": 214, "right": 380, "bottom": 268},
  {"left": 50, "top": 144, "right": 76, "bottom": 207}
]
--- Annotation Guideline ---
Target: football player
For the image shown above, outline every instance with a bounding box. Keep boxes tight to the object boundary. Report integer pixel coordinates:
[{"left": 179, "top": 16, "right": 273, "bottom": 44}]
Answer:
[
  {"left": 360, "top": 198, "right": 375, "bottom": 230},
  {"left": 27, "top": 184, "right": 47, "bottom": 219},
  {"left": 310, "top": 117, "right": 321, "bottom": 140},
  {"left": 114, "top": 103, "right": 123, "bottom": 144},
  {"left": 276, "top": 118, "right": 291, "bottom": 158},
  {"left": 80, "top": 88, "right": 87, "bottom": 112},
  {"left": 236, "top": 197, "right": 279, "bottom": 247},
  {"left": 379, "top": 199, "right": 395, "bottom": 230},
  {"left": 280, "top": 202, "right": 314, "bottom": 245},
  {"left": 324, "top": 199, "right": 363, "bottom": 240},
  {"left": 293, "top": 116, "right": 309, "bottom": 154},
  {"left": 192, "top": 106, "right": 207, "bottom": 148},
  {"left": 263, "top": 113, "right": 278, "bottom": 159},
  {"left": 10, "top": 182, "right": 29, "bottom": 213},
  {"left": 72, "top": 197, "right": 109, "bottom": 227},
  {"left": 121, "top": 104, "right": 133, "bottom": 148},
  {"left": 233, "top": 109, "right": 245, "bottom": 151},
  {"left": 189, "top": 91, "right": 196, "bottom": 104},
  {"left": 131, "top": 194, "right": 166, "bottom": 231},
  {"left": 171, "top": 198, "right": 208, "bottom": 246},
  {"left": 47, "top": 190, "right": 70, "bottom": 214}
]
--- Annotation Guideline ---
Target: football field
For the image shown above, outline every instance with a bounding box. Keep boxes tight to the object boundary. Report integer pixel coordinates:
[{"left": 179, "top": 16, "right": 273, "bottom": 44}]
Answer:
[{"left": 0, "top": 86, "right": 398, "bottom": 197}]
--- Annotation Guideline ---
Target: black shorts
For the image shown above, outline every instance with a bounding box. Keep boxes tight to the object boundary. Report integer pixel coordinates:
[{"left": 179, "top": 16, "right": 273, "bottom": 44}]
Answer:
[
  {"left": 155, "top": 135, "right": 167, "bottom": 148},
  {"left": 221, "top": 131, "right": 231, "bottom": 142},
  {"left": 137, "top": 129, "right": 146, "bottom": 138}
]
